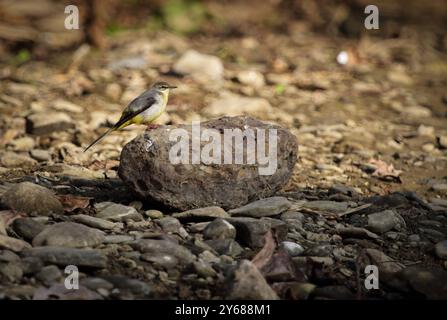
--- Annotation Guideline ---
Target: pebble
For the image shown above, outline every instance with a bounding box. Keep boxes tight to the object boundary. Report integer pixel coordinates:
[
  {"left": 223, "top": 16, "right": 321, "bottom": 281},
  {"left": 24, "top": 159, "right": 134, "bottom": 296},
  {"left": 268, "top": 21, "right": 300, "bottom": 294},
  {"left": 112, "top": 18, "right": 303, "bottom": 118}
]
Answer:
[
  {"left": 72, "top": 214, "right": 118, "bottom": 230},
  {"left": 23, "top": 247, "right": 107, "bottom": 268},
  {"left": 52, "top": 99, "right": 84, "bottom": 113},
  {"left": 225, "top": 217, "right": 270, "bottom": 248},
  {"left": 280, "top": 241, "right": 304, "bottom": 257},
  {"left": 103, "top": 235, "right": 134, "bottom": 244},
  {"left": 141, "top": 252, "right": 179, "bottom": 269},
  {"left": 9, "top": 137, "right": 35, "bottom": 151},
  {"left": 0, "top": 235, "right": 32, "bottom": 252},
  {"left": 1, "top": 182, "right": 63, "bottom": 216},
  {"left": 302, "top": 201, "right": 349, "bottom": 214},
  {"left": 32, "top": 222, "right": 105, "bottom": 248},
  {"left": 204, "top": 94, "right": 273, "bottom": 117},
  {"left": 229, "top": 197, "right": 291, "bottom": 218},
  {"left": 0, "top": 152, "right": 37, "bottom": 168},
  {"left": 434, "top": 240, "right": 447, "bottom": 260},
  {"left": 94, "top": 202, "right": 142, "bottom": 222},
  {"left": 173, "top": 206, "right": 229, "bottom": 221},
  {"left": 367, "top": 210, "right": 405, "bottom": 233},
  {"left": 12, "top": 218, "right": 46, "bottom": 241},
  {"left": 35, "top": 265, "right": 62, "bottom": 285},
  {"left": 228, "top": 260, "right": 279, "bottom": 300},
  {"left": 203, "top": 218, "right": 236, "bottom": 240},
  {"left": 438, "top": 136, "right": 447, "bottom": 149},
  {"left": 144, "top": 209, "right": 163, "bottom": 219},
  {"left": 173, "top": 50, "right": 224, "bottom": 81},
  {"left": 402, "top": 105, "right": 432, "bottom": 118},
  {"left": 26, "top": 112, "right": 74, "bottom": 135},
  {"left": 130, "top": 239, "right": 195, "bottom": 264},
  {"left": 157, "top": 217, "right": 188, "bottom": 238},
  {"left": 365, "top": 249, "right": 404, "bottom": 279},
  {"left": 280, "top": 211, "right": 305, "bottom": 222},
  {"left": 204, "top": 239, "right": 243, "bottom": 257},
  {"left": 103, "top": 275, "right": 151, "bottom": 296},
  {"left": 29, "top": 149, "right": 51, "bottom": 161},
  {"left": 236, "top": 70, "right": 265, "bottom": 88}
]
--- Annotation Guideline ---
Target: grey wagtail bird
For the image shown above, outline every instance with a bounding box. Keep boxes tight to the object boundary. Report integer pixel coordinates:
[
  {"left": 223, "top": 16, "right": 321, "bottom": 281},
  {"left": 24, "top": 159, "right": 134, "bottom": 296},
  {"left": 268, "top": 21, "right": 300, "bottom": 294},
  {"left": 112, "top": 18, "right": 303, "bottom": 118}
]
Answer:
[{"left": 84, "top": 81, "right": 176, "bottom": 152}]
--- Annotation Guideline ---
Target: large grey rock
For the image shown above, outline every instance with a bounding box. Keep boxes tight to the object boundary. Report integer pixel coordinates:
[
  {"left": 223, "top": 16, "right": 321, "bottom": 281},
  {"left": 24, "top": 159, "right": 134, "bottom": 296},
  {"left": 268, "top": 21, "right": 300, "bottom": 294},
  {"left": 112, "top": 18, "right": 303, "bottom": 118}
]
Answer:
[
  {"left": 23, "top": 247, "right": 107, "bottom": 268},
  {"left": 119, "top": 116, "right": 298, "bottom": 211},
  {"left": 32, "top": 222, "right": 105, "bottom": 248},
  {"left": 130, "top": 239, "right": 195, "bottom": 264},
  {"left": 1, "top": 182, "right": 63, "bottom": 216},
  {"left": 203, "top": 218, "right": 236, "bottom": 240},
  {"left": 225, "top": 217, "right": 270, "bottom": 248}
]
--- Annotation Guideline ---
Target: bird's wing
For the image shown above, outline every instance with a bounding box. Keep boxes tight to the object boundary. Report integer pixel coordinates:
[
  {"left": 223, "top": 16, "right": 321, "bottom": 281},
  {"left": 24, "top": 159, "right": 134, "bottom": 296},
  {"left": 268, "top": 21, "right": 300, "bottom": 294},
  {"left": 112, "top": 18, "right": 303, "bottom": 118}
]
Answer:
[{"left": 112, "top": 95, "right": 157, "bottom": 129}]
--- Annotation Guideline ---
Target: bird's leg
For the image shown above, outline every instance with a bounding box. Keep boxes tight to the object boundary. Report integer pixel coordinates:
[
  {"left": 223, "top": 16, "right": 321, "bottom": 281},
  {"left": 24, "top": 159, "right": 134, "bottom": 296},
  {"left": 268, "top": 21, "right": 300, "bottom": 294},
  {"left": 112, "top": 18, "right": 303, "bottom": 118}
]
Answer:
[{"left": 145, "top": 123, "right": 160, "bottom": 131}]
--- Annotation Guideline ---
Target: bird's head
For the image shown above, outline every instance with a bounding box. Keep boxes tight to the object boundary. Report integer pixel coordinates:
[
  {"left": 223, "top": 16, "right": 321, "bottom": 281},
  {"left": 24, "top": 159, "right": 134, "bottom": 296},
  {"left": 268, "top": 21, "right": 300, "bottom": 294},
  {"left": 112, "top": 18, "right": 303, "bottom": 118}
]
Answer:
[{"left": 153, "top": 81, "right": 177, "bottom": 92}]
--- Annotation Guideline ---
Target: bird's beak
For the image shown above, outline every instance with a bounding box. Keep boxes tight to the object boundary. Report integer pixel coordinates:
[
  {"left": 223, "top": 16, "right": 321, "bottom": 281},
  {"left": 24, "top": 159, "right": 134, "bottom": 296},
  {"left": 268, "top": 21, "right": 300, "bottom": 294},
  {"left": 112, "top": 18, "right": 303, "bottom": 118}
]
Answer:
[{"left": 169, "top": 85, "right": 177, "bottom": 89}]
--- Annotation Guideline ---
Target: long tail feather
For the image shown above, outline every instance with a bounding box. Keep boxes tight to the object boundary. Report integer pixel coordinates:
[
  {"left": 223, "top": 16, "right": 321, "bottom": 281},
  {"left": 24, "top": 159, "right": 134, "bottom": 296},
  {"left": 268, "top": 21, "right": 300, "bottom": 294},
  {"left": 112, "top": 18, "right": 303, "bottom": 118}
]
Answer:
[{"left": 83, "top": 127, "right": 115, "bottom": 152}]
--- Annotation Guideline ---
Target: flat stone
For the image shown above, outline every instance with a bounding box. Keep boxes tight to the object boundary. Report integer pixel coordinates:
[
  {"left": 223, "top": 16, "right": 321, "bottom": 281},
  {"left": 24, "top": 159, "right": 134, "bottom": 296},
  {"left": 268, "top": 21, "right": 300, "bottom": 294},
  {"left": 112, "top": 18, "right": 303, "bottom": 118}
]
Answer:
[
  {"left": 302, "top": 201, "right": 349, "bottom": 213},
  {"left": 367, "top": 210, "right": 405, "bottom": 233},
  {"left": 0, "top": 235, "right": 31, "bottom": 252},
  {"left": 435, "top": 240, "right": 447, "bottom": 260},
  {"left": 203, "top": 218, "right": 236, "bottom": 240},
  {"left": 23, "top": 247, "right": 107, "bottom": 268},
  {"left": 33, "top": 284, "right": 103, "bottom": 300},
  {"left": 229, "top": 197, "right": 291, "bottom": 218},
  {"left": 227, "top": 260, "right": 279, "bottom": 299},
  {"left": 103, "top": 235, "right": 134, "bottom": 244},
  {"left": 236, "top": 70, "right": 265, "bottom": 88},
  {"left": 0, "top": 261, "right": 23, "bottom": 282},
  {"left": 144, "top": 209, "right": 163, "bottom": 219},
  {"left": 392, "top": 266, "right": 447, "bottom": 299},
  {"left": 173, "top": 206, "right": 229, "bottom": 222},
  {"left": 80, "top": 277, "right": 114, "bottom": 291},
  {"left": 130, "top": 239, "right": 195, "bottom": 264},
  {"left": 12, "top": 218, "right": 46, "bottom": 241},
  {"left": 94, "top": 202, "right": 142, "bottom": 222},
  {"left": 26, "top": 112, "right": 74, "bottom": 135},
  {"left": 71, "top": 214, "right": 118, "bottom": 230},
  {"left": 102, "top": 275, "right": 151, "bottom": 296},
  {"left": 0, "top": 152, "right": 37, "bottom": 168},
  {"left": 29, "top": 149, "right": 51, "bottom": 161},
  {"left": 365, "top": 249, "right": 404, "bottom": 280},
  {"left": 157, "top": 217, "right": 188, "bottom": 238},
  {"left": 9, "top": 137, "right": 35, "bottom": 151},
  {"left": 32, "top": 222, "right": 105, "bottom": 248},
  {"left": 141, "top": 252, "right": 179, "bottom": 269},
  {"left": 1, "top": 182, "right": 63, "bottom": 216}
]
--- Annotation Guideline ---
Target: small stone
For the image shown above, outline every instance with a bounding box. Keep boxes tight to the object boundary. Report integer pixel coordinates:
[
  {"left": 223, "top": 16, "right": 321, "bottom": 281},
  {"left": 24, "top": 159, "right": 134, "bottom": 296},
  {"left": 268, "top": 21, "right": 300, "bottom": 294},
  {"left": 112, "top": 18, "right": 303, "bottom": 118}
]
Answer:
[
  {"left": 141, "top": 252, "right": 179, "bottom": 269},
  {"left": 438, "top": 136, "right": 447, "bottom": 149},
  {"left": 103, "top": 275, "right": 151, "bottom": 296},
  {"left": 0, "top": 261, "right": 23, "bottom": 282},
  {"left": 193, "top": 259, "right": 217, "bottom": 278},
  {"left": 392, "top": 266, "right": 447, "bottom": 299},
  {"left": 280, "top": 211, "right": 305, "bottom": 222},
  {"left": 33, "top": 284, "right": 103, "bottom": 300},
  {"left": 431, "top": 184, "right": 447, "bottom": 192},
  {"left": 0, "top": 250, "right": 20, "bottom": 262},
  {"left": 105, "top": 83, "right": 122, "bottom": 101},
  {"left": 107, "top": 56, "right": 147, "bottom": 71},
  {"left": 417, "top": 125, "right": 435, "bottom": 137},
  {"left": 226, "top": 217, "right": 270, "bottom": 248},
  {"left": 157, "top": 217, "right": 188, "bottom": 238},
  {"left": 144, "top": 209, "right": 163, "bottom": 219},
  {"left": 24, "top": 247, "right": 107, "bottom": 268},
  {"left": 236, "top": 70, "right": 265, "bottom": 88},
  {"left": 203, "top": 218, "right": 236, "bottom": 240},
  {"left": 402, "top": 106, "right": 432, "bottom": 118},
  {"left": 1, "top": 182, "right": 63, "bottom": 216},
  {"left": 103, "top": 235, "right": 134, "bottom": 244},
  {"left": 12, "top": 218, "right": 46, "bottom": 241},
  {"left": 81, "top": 277, "right": 114, "bottom": 291},
  {"left": 365, "top": 249, "right": 404, "bottom": 280},
  {"left": 71, "top": 214, "right": 117, "bottom": 230},
  {"left": 35, "top": 265, "right": 62, "bottom": 285},
  {"left": 26, "top": 112, "right": 74, "bottom": 135},
  {"left": 227, "top": 260, "right": 279, "bottom": 300},
  {"left": 280, "top": 241, "right": 304, "bottom": 257},
  {"left": 9, "top": 137, "right": 35, "bottom": 151},
  {"left": 173, "top": 206, "right": 229, "bottom": 221},
  {"left": 367, "top": 210, "right": 405, "bottom": 233},
  {"left": 52, "top": 99, "right": 83, "bottom": 113},
  {"left": 0, "top": 152, "right": 37, "bottom": 168},
  {"left": 32, "top": 222, "right": 105, "bottom": 248},
  {"left": 302, "top": 201, "right": 349, "bottom": 213},
  {"left": 94, "top": 202, "right": 142, "bottom": 222},
  {"left": 130, "top": 239, "right": 195, "bottom": 264},
  {"left": 0, "top": 235, "right": 31, "bottom": 252},
  {"left": 21, "top": 257, "right": 44, "bottom": 275},
  {"left": 204, "top": 94, "right": 273, "bottom": 117},
  {"left": 204, "top": 239, "right": 243, "bottom": 257},
  {"left": 435, "top": 240, "right": 447, "bottom": 260},
  {"left": 30, "top": 149, "right": 51, "bottom": 161},
  {"left": 173, "top": 50, "right": 224, "bottom": 81},
  {"left": 229, "top": 197, "right": 291, "bottom": 218}
]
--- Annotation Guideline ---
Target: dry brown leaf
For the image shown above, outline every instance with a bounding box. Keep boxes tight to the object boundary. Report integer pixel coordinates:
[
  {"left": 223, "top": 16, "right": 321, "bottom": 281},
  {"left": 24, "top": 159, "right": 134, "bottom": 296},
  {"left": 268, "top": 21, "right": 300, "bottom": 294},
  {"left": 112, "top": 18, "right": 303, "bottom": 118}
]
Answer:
[
  {"left": 57, "top": 194, "right": 91, "bottom": 212},
  {"left": 368, "top": 159, "right": 402, "bottom": 181}
]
